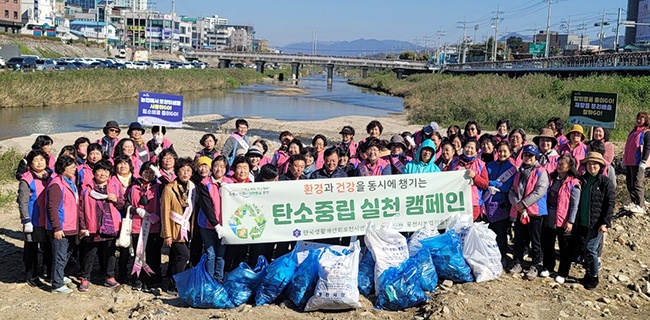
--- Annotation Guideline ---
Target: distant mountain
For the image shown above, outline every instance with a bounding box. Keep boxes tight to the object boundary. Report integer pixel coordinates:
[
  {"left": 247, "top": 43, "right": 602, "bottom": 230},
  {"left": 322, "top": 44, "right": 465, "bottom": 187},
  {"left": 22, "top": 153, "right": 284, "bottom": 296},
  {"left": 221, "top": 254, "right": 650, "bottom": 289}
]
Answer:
[
  {"left": 278, "top": 39, "right": 425, "bottom": 57},
  {"left": 499, "top": 32, "right": 534, "bottom": 43},
  {"left": 589, "top": 35, "right": 625, "bottom": 48}
]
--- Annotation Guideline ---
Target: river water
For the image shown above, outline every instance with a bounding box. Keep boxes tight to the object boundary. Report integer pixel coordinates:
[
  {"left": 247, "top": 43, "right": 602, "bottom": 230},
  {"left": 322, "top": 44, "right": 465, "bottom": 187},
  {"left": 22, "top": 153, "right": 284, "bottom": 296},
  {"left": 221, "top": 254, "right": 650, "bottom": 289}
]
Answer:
[{"left": 0, "top": 75, "right": 403, "bottom": 140}]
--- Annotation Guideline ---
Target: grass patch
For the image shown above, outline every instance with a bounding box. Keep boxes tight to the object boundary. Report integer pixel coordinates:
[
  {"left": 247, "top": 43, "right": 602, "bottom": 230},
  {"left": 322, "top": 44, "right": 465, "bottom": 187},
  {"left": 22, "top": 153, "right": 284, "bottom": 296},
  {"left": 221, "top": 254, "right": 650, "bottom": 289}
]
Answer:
[
  {"left": 0, "top": 148, "right": 24, "bottom": 181},
  {"left": 351, "top": 73, "right": 648, "bottom": 141},
  {"left": 0, "top": 68, "right": 265, "bottom": 108}
]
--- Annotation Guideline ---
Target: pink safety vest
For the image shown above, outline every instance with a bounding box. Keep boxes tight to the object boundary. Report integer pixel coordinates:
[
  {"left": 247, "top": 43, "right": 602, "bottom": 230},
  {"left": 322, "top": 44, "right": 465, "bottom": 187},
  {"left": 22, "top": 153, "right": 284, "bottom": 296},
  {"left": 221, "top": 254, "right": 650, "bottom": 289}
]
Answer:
[
  {"left": 315, "top": 151, "right": 325, "bottom": 169},
  {"left": 559, "top": 141, "right": 587, "bottom": 165},
  {"left": 199, "top": 177, "right": 222, "bottom": 229},
  {"left": 552, "top": 176, "right": 579, "bottom": 228},
  {"left": 624, "top": 127, "right": 648, "bottom": 166},
  {"left": 539, "top": 153, "right": 559, "bottom": 174},
  {"left": 21, "top": 171, "right": 50, "bottom": 227},
  {"left": 97, "top": 137, "right": 120, "bottom": 158},
  {"left": 77, "top": 162, "right": 95, "bottom": 189},
  {"left": 128, "top": 181, "right": 160, "bottom": 234},
  {"left": 510, "top": 166, "right": 547, "bottom": 218},
  {"left": 46, "top": 176, "right": 79, "bottom": 232},
  {"left": 451, "top": 157, "right": 486, "bottom": 206},
  {"left": 357, "top": 157, "right": 390, "bottom": 176},
  {"left": 80, "top": 182, "right": 123, "bottom": 234}
]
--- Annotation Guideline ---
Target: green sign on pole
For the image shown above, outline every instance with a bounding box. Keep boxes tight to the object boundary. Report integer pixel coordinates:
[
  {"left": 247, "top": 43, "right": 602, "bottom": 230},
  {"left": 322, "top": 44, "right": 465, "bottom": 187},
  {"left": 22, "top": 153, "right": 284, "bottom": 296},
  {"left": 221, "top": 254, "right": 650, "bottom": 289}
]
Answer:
[
  {"left": 568, "top": 91, "right": 618, "bottom": 128},
  {"left": 529, "top": 43, "right": 545, "bottom": 56}
]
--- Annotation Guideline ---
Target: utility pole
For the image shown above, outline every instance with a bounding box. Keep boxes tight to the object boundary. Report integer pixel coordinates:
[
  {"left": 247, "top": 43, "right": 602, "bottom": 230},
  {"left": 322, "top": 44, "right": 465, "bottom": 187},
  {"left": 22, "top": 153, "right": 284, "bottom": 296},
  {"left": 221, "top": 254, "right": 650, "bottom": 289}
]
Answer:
[
  {"left": 413, "top": 38, "right": 420, "bottom": 60},
  {"left": 578, "top": 18, "right": 586, "bottom": 53},
  {"left": 544, "top": 0, "right": 553, "bottom": 58},
  {"left": 595, "top": 9, "right": 609, "bottom": 53},
  {"left": 483, "top": 34, "right": 489, "bottom": 61},
  {"left": 491, "top": 4, "right": 503, "bottom": 61},
  {"left": 422, "top": 34, "right": 433, "bottom": 56},
  {"left": 614, "top": 7, "right": 622, "bottom": 52},
  {"left": 169, "top": 0, "right": 175, "bottom": 54},
  {"left": 473, "top": 24, "right": 479, "bottom": 45},
  {"left": 457, "top": 17, "right": 468, "bottom": 63}
]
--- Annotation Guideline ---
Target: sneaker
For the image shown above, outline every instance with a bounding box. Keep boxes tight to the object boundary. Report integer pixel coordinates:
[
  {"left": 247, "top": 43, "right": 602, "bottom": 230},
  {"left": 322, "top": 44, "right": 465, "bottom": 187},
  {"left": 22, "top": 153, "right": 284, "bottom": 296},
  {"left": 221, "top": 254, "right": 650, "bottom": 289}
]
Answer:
[
  {"left": 508, "top": 262, "right": 523, "bottom": 274},
  {"left": 629, "top": 204, "right": 645, "bottom": 214},
  {"left": 51, "top": 285, "right": 73, "bottom": 294},
  {"left": 540, "top": 269, "right": 550, "bottom": 278},
  {"left": 555, "top": 276, "right": 566, "bottom": 284},
  {"left": 526, "top": 266, "right": 539, "bottom": 281},
  {"left": 27, "top": 277, "right": 46, "bottom": 287},
  {"left": 104, "top": 277, "right": 120, "bottom": 288},
  {"left": 584, "top": 275, "right": 599, "bottom": 290},
  {"left": 63, "top": 276, "right": 72, "bottom": 285},
  {"left": 166, "top": 283, "right": 178, "bottom": 296},
  {"left": 624, "top": 203, "right": 634, "bottom": 211},
  {"left": 78, "top": 278, "right": 90, "bottom": 292}
]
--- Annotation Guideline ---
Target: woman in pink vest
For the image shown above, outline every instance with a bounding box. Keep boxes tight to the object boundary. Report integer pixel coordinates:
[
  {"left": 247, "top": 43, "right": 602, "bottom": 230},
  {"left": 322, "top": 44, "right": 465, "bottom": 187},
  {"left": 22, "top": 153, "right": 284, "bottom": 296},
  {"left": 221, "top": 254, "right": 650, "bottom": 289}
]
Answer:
[
  {"left": 463, "top": 121, "right": 481, "bottom": 141},
  {"left": 114, "top": 138, "right": 143, "bottom": 178},
  {"left": 623, "top": 112, "right": 650, "bottom": 215},
  {"left": 198, "top": 155, "right": 229, "bottom": 281},
  {"left": 449, "top": 138, "right": 489, "bottom": 221},
  {"left": 46, "top": 156, "right": 79, "bottom": 294},
  {"left": 540, "top": 154, "right": 581, "bottom": 284},
  {"left": 435, "top": 141, "right": 456, "bottom": 172},
  {"left": 495, "top": 119, "right": 510, "bottom": 144},
  {"left": 354, "top": 138, "right": 391, "bottom": 176},
  {"left": 272, "top": 131, "right": 294, "bottom": 171},
  {"left": 77, "top": 160, "right": 124, "bottom": 292},
  {"left": 98, "top": 121, "right": 121, "bottom": 158},
  {"left": 111, "top": 155, "right": 136, "bottom": 284},
  {"left": 125, "top": 162, "right": 163, "bottom": 292},
  {"left": 278, "top": 139, "right": 303, "bottom": 175},
  {"left": 509, "top": 128, "right": 527, "bottom": 168},
  {"left": 18, "top": 149, "right": 52, "bottom": 287},
  {"left": 77, "top": 143, "right": 105, "bottom": 190},
  {"left": 508, "top": 144, "right": 549, "bottom": 281},
  {"left": 15, "top": 135, "right": 56, "bottom": 180},
  {"left": 547, "top": 117, "right": 568, "bottom": 149},
  {"left": 336, "top": 126, "right": 358, "bottom": 157},
  {"left": 312, "top": 134, "right": 327, "bottom": 170},
  {"left": 533, "top": 128, "right": 560, "bottom": 174},
  {"left": 253, "top": 139, "right": 272, "bottom": 166},
  {"left": 147, "top": 126, "right": 175, "bottom": 164},
  {"left": 558, "top": 124, "right": 588, "bottom": 165}
]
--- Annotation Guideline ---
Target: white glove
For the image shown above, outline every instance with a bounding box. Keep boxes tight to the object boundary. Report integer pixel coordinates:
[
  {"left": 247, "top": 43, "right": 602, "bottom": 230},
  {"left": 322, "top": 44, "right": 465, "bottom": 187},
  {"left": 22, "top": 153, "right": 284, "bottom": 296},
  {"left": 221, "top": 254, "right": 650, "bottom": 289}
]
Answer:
[
  {"left": 215, "top": 225, "right": 225, "bottom": 239},
  {"left": 405, "top": 136, "right": 416, "bottom": 148},
  {"left": 135, "top": 208, "right": 148, "bottom": 218},
  {"left": 154, "top": 146, "right": 162, "bottom": 156},
  {"left": 154, "top": 135, "right": 163, "bottom": 145},
  {"left": 488, "top": 186, "right": 500, "bottom": 195},
  {"left": 149, "top": 164, "right": 162, "bottom": 178},
  {"left": 640, "top": 161, "right": 647, "bottom": 170},
  {"left": 90, "top": 190, "right": 108, "bottom": 200},
  {"left": 23, "top": 222, "right": 34, "bottom": 233}
]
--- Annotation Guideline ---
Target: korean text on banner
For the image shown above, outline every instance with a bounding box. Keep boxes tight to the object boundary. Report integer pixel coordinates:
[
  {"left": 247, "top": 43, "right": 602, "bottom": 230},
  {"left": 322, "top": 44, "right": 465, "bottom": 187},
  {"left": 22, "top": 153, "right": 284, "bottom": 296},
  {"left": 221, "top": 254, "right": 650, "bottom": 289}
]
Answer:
[
  {"left": 137, "top": 91, "right": 184, "bottom": 128},
  {"left": 220, "top": 171, "right": 473, "bottom": 245},
  {"left": 568, "top": 91, "right": 617, "bottom": 129}
]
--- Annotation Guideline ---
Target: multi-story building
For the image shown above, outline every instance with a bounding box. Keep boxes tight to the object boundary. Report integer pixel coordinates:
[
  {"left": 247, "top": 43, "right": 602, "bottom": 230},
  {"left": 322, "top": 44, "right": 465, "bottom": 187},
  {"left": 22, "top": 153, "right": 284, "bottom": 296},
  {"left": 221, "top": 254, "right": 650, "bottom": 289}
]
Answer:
[
  {"left": 229, "top": 25, "right": 254, "bottom": 51},
  {"left": 0, "top": 0, "right": 22, "bottom": 33},
  {"left": 21, "top": 0, "right": 56, "bottom": 36},
  {"left": 66, "top": 0, "right": 96, "bottom": 10}
]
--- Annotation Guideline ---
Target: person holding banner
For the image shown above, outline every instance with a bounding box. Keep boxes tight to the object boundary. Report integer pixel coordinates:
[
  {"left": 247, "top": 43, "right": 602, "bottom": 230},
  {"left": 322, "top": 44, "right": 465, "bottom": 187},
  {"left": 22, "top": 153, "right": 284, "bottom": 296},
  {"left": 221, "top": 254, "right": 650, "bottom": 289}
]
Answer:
[
  {"left": 354, "top": 138, "right": 391, "bottom": 176},
  {"left": 194, "top": 133, "right": 219, "bottom": 161},
  {"left": 435, "top": 141, "right": 456, "bottom": 172},
  {"left": 384, "top": 135, "right": 412, "bottom": 174},
  {"left": 124, "top": 162, "right": 163, "bottom": 292},
  {"left": 310, "top": 147, "right": 348, "bottom": 179},
  {"left": 508, "top": 145, "right": 549, "bottom": 281},
  {"left": 484, "top": 141, "right": 517, "bottom": 267},
  {"left": 221, "top": 119, "right": 251, "bottom": 166},
  {"left": 160, "top": 157, "right": 197, "bottom": 294},
  {"left": 224, "top": 155, "right": 254, "bottom": 271},
  {"left": 623, "top": 112, "right": 650, "bottom": 215},
  {"left": 559, "top": 124, "right": 588, "bottom": 166},
  {"left": 403, "top": 139, "right": 440, "bottom": 174},
  {"left": 147, "top": 126, "right": 175, "bottom": 163},
  {"left": 449, "top": 138, "right": 488, "bottom": 220}
]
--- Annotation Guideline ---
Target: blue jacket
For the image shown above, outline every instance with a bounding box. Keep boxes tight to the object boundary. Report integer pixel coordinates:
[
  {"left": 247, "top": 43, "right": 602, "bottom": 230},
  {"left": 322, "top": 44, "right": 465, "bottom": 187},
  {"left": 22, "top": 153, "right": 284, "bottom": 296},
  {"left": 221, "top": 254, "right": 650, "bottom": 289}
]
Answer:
[
  {"left": 486, "top": 160, "right": 517, "bottom": 204},
  {"left": 310, "top": 167, "right": 348, "bottom": 179},
  {"left": 403, "top": 139, "right": 440, "bottom": 174}
]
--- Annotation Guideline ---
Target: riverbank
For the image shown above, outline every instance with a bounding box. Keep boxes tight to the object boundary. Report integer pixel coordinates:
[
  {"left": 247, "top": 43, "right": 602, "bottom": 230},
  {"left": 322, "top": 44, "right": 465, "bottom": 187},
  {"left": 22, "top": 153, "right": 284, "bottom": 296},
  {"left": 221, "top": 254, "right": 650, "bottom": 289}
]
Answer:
[
  {"left": 350, "top": 71, "right": 646, "bottom": 141},
  {"left": 0, "top": 68, "right": 266, "bottom": 108}
]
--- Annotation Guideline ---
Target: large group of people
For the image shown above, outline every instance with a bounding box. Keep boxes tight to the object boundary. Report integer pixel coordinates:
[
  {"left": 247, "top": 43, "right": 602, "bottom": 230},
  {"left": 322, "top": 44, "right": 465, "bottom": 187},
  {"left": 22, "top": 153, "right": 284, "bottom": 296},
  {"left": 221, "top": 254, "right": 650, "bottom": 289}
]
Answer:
[{"left": 16, "top": 113, "right": 648, "bottom": 296}]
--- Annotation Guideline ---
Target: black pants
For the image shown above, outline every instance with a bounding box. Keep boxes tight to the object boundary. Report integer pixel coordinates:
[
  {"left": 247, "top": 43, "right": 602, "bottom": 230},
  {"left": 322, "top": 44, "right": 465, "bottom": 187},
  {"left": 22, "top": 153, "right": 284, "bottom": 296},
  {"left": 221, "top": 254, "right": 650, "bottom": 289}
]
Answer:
[
  {"left": 80, "top": 240, "right": 117, "bottom": 280},
  {"left": 23, "top": 241, "right": 52, "bottom": 281},
  {"left": 168, "top": 242, "right": 190, "bottom": 280},
  {"left": 189, "top": 218, "right": 204, "bottom": 267},
  {"left": 131, "top": 233, "right": 163, "bottom": 285},
  {"left": 117, "top": 247, "right": 131, "bottom": 283},
  {"left": 224, "top": 244, "right": 249, "bottom": 271},
  {"left": 625, "top": 165, "right": 645, "bottom": 206},
  {"left": 513, "top": 215, "right": 543, "bottom": 267},
  {"left": 488, "top": 218, "right": 510, "bottom": 261},
  {"left": 541, "top": 226, "right": 573, "bottom": 277}
]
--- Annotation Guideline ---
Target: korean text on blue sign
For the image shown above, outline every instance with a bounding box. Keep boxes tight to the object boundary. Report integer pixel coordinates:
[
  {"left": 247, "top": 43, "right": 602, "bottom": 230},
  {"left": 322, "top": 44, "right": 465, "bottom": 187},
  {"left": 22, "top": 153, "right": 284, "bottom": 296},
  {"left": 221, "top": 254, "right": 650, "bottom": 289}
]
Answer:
[{"left": 137, "top": 92, "right": 184, "bottom": 128}]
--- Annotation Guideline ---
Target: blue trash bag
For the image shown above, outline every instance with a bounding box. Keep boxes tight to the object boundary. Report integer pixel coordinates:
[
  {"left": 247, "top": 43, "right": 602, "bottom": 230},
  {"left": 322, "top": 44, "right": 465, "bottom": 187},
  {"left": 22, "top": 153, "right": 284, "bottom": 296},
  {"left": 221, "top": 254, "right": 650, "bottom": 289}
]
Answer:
[
  {"left": 374, "top": 257, "right": 428, "bottom": 311},
  {"left": 420, "top": 229, "right": 474, "bottom": 283},
  {"left": 173, "top": 255, "right": 234, "bottom": 309},
  {"left": 358, "top": 249, "right": 375, "bottom": 296},
  {"left": 286, "top": 249, "right": 321, "bottom": 310},
  {"left": 255, "top": 249, "right": 299, "bottom": 306},
  {"left": 415, "top": 249, "right": 438, "bottom": 292},
  {"left": 223, "top": 255, "right": 269, "bottom": 307}
]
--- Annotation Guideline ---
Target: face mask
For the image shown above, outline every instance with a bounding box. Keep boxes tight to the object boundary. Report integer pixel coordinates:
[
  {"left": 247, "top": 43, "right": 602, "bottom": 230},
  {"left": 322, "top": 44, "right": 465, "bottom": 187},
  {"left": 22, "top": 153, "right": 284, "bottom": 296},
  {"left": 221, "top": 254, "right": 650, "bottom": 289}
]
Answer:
[{"left": 154, "top": 135, "right": 163, "bottom": 144}]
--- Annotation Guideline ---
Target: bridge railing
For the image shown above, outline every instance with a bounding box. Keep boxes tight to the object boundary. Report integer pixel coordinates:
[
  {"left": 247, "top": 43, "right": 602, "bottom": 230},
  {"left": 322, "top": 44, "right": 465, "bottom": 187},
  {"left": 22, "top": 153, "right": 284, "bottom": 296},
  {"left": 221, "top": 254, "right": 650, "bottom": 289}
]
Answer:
[{"left": 445, "top": 51, "right": 650, "bottom": 70}]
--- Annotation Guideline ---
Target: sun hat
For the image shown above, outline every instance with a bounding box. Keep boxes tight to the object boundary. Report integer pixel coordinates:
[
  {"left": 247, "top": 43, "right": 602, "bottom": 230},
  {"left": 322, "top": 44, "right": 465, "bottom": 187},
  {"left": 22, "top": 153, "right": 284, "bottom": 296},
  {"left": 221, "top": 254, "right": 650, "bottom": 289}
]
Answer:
[
  {"left": 567, "top": 124, "right": 585, "bottom": 141},
  {"left": 522, "top": 144, "right": 541, "bottom": 158},
  {"left": 580, "top": 151, "right": 606, "bottom": 167},
  {"left": 246, "top": 146, "right": 264, "bottom": 158},
  {"left": 532, "top": 128, "right": 558, "bottom": 149},
  {"left": 423, "top": 121, "right": 440, "bottom": 135},
  {"left": 196, "top": 156, "right": 212, "bottom": 168},
  {"left": 386, "top": 134, "right": 407, "bottom": 150},
  {"left": 127, "top": 122, "right": 145, "bottom": 135},
  {"left": 102, "top": 121, "right": 120, "bottom": 134}
]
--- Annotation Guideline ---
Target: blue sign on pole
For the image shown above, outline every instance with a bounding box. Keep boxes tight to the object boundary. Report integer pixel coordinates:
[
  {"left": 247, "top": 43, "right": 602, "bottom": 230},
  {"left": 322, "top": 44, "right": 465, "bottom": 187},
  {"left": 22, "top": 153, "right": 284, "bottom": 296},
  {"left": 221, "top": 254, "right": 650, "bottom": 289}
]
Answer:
[{"left": 137, "top": 92, "right": 184, "bottom": 128}]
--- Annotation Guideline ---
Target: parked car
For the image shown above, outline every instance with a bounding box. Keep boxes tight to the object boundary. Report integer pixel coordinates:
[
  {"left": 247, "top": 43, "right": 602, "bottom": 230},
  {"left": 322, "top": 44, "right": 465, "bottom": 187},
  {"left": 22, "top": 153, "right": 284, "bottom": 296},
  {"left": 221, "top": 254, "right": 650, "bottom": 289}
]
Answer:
[
  {"left": 88, "top": 61, "right": 107, "bottom": 69},
  {"left": 35, "top": 59, "right": 56, "bottom": 71},
  {"left": 134, "top": 62, "right": 148, "bottom": 70},
  {"left": 124, "top": 61, "right": 137, "bottom": 69},
  {"left": 54, "top": 61, "right": 77, "bottom": 70},
  {"left": 0, "top": 57, "right": 5, "bottom": 68},
  {"left": 156, "top": 61, "right": 171, "bottom": 69},
  {"left": 6, "top": 56, "right": 37, "bottom": 71}
]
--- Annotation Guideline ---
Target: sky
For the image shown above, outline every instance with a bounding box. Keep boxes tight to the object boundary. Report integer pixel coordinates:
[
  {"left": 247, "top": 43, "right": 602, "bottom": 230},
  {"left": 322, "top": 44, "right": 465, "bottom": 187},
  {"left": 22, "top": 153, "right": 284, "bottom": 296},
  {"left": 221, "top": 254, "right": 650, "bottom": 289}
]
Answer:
[{"left": 154, "top": 0, "right": 630, "bottom": 47}]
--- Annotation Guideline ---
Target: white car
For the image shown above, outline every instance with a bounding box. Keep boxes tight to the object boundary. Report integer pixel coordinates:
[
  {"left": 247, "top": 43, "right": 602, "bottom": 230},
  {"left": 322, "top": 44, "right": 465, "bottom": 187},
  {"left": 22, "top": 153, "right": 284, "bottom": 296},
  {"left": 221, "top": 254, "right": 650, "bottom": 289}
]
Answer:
[
  {"left": 134, "top": 62, "right": 148, "bottom": 70},
  {"left": 156, "top": 61, "right": 171, "bottom": 69},
  {"left": 0, "top": 57, "right": 5, "bottom": 68},
  {"left": 124, "top": 61, "right": 137, "bottom": 69}
]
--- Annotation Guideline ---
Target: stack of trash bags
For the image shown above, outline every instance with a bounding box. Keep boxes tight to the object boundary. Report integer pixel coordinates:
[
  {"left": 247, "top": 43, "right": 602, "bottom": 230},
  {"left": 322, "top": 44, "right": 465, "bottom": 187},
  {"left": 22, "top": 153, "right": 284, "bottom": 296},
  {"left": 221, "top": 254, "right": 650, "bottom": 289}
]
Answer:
[{"left": 173, "top": 217, "right": 503, "bottom": 311}]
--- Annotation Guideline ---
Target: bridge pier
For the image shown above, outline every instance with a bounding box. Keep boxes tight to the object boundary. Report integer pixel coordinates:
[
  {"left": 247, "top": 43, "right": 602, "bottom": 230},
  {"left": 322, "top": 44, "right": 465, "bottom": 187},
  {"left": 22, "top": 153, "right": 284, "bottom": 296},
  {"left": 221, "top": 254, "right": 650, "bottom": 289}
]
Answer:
[
  {"left": 218, "top": 59, "right": 231, "bottom": 69},
  {"left": 394, "top": 68, "right": 404, "bottom": 79},
  {"left": 362, "top": 66, "right": 369, "bottom": 78},
  {"left": 255, "top": 60, "right": 265, "bottom": 73},
  {"left": 291, "top": 62, "right": 300, "bottom": 80},
  {"left": 326, "top": 64, "right": 334, "bottom": 87}
]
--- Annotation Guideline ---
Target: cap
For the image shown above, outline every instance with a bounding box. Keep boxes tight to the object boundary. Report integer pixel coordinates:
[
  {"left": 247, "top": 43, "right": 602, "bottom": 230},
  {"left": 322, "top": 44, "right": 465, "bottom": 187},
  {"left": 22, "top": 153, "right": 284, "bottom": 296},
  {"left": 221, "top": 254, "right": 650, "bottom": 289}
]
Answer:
[
  {"left": 423, "top": 121, "right": 440, "bottom": 135},
  {"left": 339, "top": 126, "right": 355, "bottom": 135},
  {"left": 246, "top": 146, "right": 264, "bottom": 158},
  {"left": 522, "top": 144, "right": 541, "bottom": 158},
  {"left": 196, "top": 156, "right": 212, "bottom": 168}
]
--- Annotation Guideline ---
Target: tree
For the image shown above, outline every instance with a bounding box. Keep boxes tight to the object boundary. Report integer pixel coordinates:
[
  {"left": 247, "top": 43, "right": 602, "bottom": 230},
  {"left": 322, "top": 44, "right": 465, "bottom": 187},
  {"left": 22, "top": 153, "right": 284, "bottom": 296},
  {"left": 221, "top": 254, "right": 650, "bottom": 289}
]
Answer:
[
  {"left": 399, "top": 51, "right": 414, "bottom": 60},
  {"left": 506, "top": 36, "right": 524, "bottom": 52}
]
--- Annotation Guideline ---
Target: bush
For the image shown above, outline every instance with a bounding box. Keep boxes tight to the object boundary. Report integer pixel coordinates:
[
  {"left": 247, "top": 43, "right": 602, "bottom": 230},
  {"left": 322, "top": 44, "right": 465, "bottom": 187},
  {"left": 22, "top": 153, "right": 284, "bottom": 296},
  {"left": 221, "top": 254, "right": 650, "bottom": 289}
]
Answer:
[{"left": 0, "top": 148, "right": 24, "bottom": 181}]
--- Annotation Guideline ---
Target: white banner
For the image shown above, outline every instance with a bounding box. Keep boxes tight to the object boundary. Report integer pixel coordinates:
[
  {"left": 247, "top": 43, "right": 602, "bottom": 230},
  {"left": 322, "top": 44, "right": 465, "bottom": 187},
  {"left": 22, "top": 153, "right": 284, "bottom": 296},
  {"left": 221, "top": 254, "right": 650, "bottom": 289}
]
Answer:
[{"left": 220, "top": 171, "right": 473, "bottom": 244}]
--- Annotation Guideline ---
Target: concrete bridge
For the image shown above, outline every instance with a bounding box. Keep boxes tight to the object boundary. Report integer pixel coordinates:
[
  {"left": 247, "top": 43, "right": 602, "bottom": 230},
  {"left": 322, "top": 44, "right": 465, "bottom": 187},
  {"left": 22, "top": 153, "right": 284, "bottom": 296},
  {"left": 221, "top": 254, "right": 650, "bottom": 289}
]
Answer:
[{"left": 185, "top": 51, "right": 434, "bottom": 84}]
